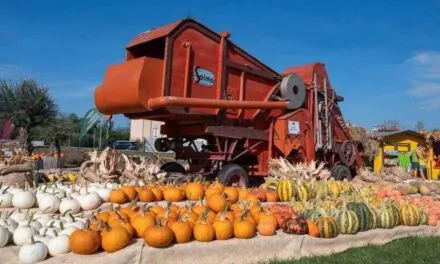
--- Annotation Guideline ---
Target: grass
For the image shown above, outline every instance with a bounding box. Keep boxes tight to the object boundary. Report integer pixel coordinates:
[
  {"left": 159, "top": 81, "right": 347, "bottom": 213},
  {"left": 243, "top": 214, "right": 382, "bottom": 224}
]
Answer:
[{"left": 268, "top": 236, "right": 440, "bottom": 264}]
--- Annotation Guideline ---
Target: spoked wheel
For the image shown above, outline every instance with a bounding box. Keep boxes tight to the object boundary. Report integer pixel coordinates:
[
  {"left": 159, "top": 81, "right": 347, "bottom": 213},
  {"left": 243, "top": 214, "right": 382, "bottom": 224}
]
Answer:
[
  {"left": 217, "top": 164, "right": 249, "bottom": 187},
  {"left": 339, "top": 140, "right": 356, "bottom": 167},
  {"left": 331, "top": 164, "right": 352, "bottom": 181}
]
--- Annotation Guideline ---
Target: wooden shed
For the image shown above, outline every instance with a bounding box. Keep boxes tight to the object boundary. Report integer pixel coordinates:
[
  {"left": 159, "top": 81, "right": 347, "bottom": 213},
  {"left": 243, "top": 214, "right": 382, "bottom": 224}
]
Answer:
[{"left": 373, "top": 130, "right": 439, "bottom": 180}]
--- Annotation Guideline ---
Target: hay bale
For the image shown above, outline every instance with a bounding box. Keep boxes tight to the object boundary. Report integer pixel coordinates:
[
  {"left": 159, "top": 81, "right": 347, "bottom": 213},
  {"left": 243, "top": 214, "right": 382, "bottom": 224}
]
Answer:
[
  {"left": 0, "top": 172, "right": 33, "bottom": 188},
  {"left": 349, "top": 126, "right": 367, "bottom": 141}
]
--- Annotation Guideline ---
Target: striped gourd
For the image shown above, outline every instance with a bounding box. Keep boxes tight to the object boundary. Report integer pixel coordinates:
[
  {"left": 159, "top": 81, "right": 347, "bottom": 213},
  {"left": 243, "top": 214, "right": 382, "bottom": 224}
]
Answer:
[
  {"left": 334, "top": 208, "right": 359, "bottom": 234},
  {"left": 376, "top": 207, "right": 395, "bottom": 229},
  {"left": 367, "top": 206, "right": 377, "bottom": 229},
  {"left": 296, "top": 183, "right": 311, "bottom": 202},
  {"left": 346, "top": 202, "right": 373, "bottom": 232},
  {"left": 316, "top": 216, "right": 339, "bottom": 238},
  {"left": 420, "top": 211, "right": 428, "bottom": 225},
  {"left": 399, "top": 204, "right": 421, "bottom": 226},
  {"left": 277, "top": 179, "right": 295, "bottom": 202},
  {"left": 302, "top": 209, "right": 321, "bottom": 221},
  {"left": 327, "top": 180, "right": 342, "bottom": 197},
  {"left": 387, "top": 204, "right": 400, "bottom": 226}
]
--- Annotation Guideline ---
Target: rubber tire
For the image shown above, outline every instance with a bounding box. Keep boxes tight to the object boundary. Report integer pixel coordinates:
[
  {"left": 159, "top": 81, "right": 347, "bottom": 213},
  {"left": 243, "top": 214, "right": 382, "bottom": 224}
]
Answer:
[
  {"left": 217, "top": 164, "right": 249, "bottom": 187},
  {"left": 331, "top": 164, "right": 352, "bottom": 181},
  {"left": 160, "top": 162, "right": 186, "bottom": 173}
]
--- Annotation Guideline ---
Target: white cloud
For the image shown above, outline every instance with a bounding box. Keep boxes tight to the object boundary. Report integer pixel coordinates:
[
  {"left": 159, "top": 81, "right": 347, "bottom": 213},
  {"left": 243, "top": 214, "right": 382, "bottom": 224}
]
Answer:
[{"left": 405, "top": 51, "right": 440, "bottom": 109}]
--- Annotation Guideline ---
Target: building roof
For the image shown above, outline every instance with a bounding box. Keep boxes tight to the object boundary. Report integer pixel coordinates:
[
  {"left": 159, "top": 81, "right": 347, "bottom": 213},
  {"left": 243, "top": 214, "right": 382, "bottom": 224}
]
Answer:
[{"left": 379, "top": 129, "right": 426, "bottom": 140}]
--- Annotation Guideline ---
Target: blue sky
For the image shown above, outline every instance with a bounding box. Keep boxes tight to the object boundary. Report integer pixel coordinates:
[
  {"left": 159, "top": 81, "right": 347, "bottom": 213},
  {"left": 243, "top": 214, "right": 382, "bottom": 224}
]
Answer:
[{"left": 1, "top": 0, "right": 440, "bottom": 130}]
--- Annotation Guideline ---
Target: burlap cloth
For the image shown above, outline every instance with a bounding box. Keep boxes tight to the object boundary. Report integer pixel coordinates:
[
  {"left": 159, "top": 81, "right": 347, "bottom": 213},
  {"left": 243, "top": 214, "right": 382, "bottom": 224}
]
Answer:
[
  {"left": 1, "top": 224, "right": 440, "bottom": 264},
  {"left": 2, "top": 201, "right": 440, "bottom": 264}
]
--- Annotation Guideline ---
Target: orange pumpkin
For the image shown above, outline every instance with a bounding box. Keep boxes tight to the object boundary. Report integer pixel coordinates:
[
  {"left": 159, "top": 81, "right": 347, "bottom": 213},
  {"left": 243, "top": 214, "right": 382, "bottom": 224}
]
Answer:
[
  {"left": 109, "top": 189, "right": 128, "bottom": 204},
  {"left": 213, "top": 207, "right": 234, "bottom": 240},
  {"left": 193, "top": 211, "right": 215, "bottom": 242},
  {"left": 139, "top": 188, "right": 155, "bottom": 202},
  {"left": 170, "top": 219, "right": 193, "bottom": 243},
  {"left": 150, "top": 187, "right": 163, "bottom": 201},
  {"left": 307, "top": 220, "right": 320, "bottom": 237},
  {"left": 266, "top": 192, "right": 279, "bottom": 203},
  {"left": 69, "top": 222, "right": 101, "bottom": 255},
  {"left": 101, "top": 224, "right": 131, "bottom": 253},
  {"left": 204, "top": 187, "right": 221, "bottom": 198},
  {"left": 207, "top": 193, "right": 227, "bottom": 213},
  {"left": 131, "top": 209, "right": 156, "bottom": 237},
  {"left": 185, "top": 182, "right": 205, "bottom": 201},
  {"left": 120, "top": 186, "right": 138, "bottom": 201},
  {"left": 163, "top": 187, "right": 185, "bottom": 202},
  {"left": 144, "top": 221, "right": 175, "bottom": 248},
  {"left": 233, "top": 213, "right": 256, "bottom": 239},
  {"left": 223, "top": 186, "right": 239, "bottom": 204}
]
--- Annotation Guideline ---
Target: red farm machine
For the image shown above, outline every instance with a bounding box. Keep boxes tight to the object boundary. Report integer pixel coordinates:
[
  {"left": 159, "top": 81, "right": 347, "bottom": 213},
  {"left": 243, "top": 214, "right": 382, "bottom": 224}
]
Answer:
[{"left": 94, "top": 18, "right": 363, "bottom": 187}]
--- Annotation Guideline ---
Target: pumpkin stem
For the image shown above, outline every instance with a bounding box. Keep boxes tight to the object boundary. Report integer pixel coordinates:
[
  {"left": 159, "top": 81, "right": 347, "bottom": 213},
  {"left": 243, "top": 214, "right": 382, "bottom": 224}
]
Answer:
[{"left": 85, "top": 219, "right": 90, "bottom": 230}]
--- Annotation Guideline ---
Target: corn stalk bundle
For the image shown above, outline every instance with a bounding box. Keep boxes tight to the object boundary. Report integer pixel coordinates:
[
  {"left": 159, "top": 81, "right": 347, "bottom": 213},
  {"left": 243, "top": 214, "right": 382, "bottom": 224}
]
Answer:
[
  {"left": 268, "top": 157, "right": 330, "bottom": 180},
  {"left": 356, "top": 166, "right": 411, "bottom": 184}
]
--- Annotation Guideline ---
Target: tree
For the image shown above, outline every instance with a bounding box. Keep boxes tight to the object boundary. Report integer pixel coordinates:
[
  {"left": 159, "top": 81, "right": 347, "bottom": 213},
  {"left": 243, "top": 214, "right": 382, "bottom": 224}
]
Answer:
[{"left": 0, "top": 78, "right": 58, "bottom": 139}]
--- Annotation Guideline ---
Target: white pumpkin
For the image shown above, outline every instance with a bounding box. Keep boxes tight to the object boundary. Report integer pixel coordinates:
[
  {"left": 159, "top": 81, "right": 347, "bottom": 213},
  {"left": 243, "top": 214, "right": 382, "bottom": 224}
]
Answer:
[
  {"left": 39, "top": 226, "right": 60, "bottom": 237},
  {"left": 47, "top": 218, "right": 64, "bottom": 229},
  {"left": 47, "top": 234, "right": 70, "bottom": 256},
  {"left": 34, "top": 213, "right": 53, "bottom": 227},
  {"left": 64, "top": 220, "right": 85, "bottom": 229},
  {"left": 77, "top": 192, "right": 101, "bottom": 211},
  {"left": 60, "top": 226, "right": 78, "bottom": 236},
  {"left": 0, "top": 226, "right": 9, "bottom": 247},
  {"left": 10, "top": 210, "right": 26, "bottom": 223},
  {"left": 95, "top": 187, "right": 111, "bottom": 202},
  {"left": 7, "top": 187, "right": 22, "bottom": 195},
  {"left": 12, "top": 190, "right": 36, "bottom": 209},
  {"left": 59, "top": 198, "right": 81, "bottom": 214},
  {"left": 38, "top": 194, "right": 61, "bottom": 213},
  {"left": 18, "top": 239, "right": 48, "bottom": 263},
  {"left": 0, "top": 188, "right": 13, "bottom": 208},
  {"left": 34, "top": 234, "right": 51, "bottom": 245},
  {"left": 70, "top": 191, "right": 80, "bottom": 199},
  {"left": 13, "top": 224, "right": 37, "bottom": 246},
  {"left": 18, "top": 218, "right": 42, "bottom": 230}
]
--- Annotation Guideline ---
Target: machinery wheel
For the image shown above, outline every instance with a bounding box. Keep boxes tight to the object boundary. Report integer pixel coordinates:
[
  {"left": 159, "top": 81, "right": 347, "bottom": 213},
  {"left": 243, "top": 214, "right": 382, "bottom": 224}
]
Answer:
[
  {"left": 339, "top": 140, "right": 356, "bottom": 166},
  {"left": 160, "top": 162, "right": 186, "bottom": 173},
  {"left": 217, "top": 164, "right": 249, "bottom": 187},
  {"left": 331, "top": 164, "right": 352, "bottom": 181},
  {"left": 154, "top": 138, "right": 170, "bottom": 152}
]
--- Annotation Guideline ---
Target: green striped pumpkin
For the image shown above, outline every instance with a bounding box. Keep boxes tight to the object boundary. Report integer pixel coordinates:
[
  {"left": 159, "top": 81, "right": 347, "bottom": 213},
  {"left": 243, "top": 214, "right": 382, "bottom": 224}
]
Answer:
[
  {"left": 346, "top": 202, "right": 373, "bottom": 232},
  {"left": 316, "top": 216, "right": 339, "bottom": 238},
  {"left": 399, "top": 204, "right": 421, "bottom": 226},
  {"left": 376, "top": 207, "right": 395, "bottom": 229},
  {"left": 387, "top": 204, "right": 400, "bottom": 227},
  {"left": 303, "top": 209, "right": 321, "bottom": 221},
  {"left": 277, "top": 179, "right": 296, "bottom": 202},
  {"left": 334, "top": 208, "right": 359, "bottom": 234},
  {"left": 420, "top": 211, "right": 428, "bottom": 225},
  {"left": 367, "top": 207, "right": 377, "bottom": 229},
  {"left": 296, "top": 183, "right": 311, "bottom": 202}
]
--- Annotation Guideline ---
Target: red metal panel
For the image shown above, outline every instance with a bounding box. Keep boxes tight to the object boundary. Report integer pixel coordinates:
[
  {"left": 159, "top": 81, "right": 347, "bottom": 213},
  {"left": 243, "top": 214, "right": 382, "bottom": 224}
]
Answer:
[
  {"left": 169, "top": 27, "right": 220, "bottom": 115},
  {"left": 282, "top": 63, "right": 334, "bottom": 92},
  {"left": 126, "top": 20, "right": 182, "bottom": 48}
]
